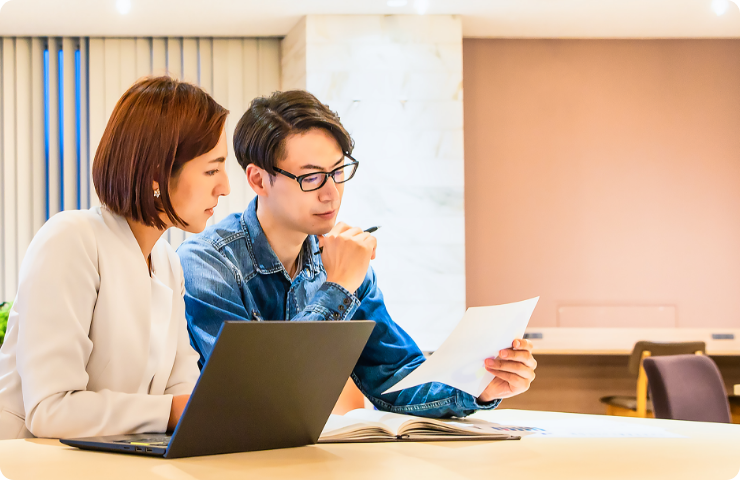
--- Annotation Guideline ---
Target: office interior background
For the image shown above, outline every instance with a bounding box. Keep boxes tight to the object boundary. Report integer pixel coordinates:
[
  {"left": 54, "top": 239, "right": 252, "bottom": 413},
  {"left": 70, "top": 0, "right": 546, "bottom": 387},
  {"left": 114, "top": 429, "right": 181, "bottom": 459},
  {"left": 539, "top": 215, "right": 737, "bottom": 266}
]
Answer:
[{"left": 0, "top": 0, "right": 739, "bottom": 415}]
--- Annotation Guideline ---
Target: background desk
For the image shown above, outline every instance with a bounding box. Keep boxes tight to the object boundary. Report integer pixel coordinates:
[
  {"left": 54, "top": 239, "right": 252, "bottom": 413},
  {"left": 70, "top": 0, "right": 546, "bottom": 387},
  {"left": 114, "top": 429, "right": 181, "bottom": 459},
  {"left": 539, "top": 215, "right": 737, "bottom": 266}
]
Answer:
[
  {"left": 0, "top": 410, "right": 737, "bottom": 480},
  {"left": 500, "top": 328, "right": 740, "bottom": 416}
]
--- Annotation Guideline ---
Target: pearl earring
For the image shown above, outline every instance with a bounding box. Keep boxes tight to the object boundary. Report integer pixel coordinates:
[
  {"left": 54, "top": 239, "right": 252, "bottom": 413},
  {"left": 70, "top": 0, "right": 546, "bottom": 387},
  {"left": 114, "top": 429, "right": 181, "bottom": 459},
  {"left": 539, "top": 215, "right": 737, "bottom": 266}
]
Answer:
[{"left": 154, "top": 188, "right": 161, "bottom": 198}]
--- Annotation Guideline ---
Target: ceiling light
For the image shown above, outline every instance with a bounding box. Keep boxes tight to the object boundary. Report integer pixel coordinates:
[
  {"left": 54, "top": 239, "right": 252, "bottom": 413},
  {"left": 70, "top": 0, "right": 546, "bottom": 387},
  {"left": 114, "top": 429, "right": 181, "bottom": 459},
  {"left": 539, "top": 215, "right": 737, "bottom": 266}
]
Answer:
[
  {"left": 116, "top": 0, "right": 131, "bottom": 15},
  {"left": 712, "top": 0, "right": 730, "bottom": 15},
  {"left": 414, "top": 0, "right": 429, "bottom": 15},
  {"left": 387, "top": 0, "right": 408, "bottom": 6}
]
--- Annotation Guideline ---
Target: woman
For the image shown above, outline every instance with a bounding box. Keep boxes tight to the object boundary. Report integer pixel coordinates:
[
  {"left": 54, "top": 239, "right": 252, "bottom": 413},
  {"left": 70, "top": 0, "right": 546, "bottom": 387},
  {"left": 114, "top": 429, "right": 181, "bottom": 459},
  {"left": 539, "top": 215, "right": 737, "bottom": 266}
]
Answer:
[{"left": 0, "top": 76, "right": 230, "bottom": 439}]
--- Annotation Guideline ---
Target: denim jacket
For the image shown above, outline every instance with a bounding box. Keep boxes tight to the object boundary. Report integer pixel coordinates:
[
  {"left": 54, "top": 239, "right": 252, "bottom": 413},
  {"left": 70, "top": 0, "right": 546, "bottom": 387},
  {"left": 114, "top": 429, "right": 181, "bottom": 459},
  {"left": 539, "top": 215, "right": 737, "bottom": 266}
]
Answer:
[{"left": 177, "top": 197, "right": 499, "bottom": 418}]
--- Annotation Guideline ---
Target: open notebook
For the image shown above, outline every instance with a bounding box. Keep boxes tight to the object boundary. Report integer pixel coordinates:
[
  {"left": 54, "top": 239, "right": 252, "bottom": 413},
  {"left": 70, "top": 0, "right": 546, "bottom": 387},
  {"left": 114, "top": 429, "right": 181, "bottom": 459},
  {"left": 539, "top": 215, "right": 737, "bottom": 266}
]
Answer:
[{"left": 319, "top": 409, "right": 519, "bottom": 443}]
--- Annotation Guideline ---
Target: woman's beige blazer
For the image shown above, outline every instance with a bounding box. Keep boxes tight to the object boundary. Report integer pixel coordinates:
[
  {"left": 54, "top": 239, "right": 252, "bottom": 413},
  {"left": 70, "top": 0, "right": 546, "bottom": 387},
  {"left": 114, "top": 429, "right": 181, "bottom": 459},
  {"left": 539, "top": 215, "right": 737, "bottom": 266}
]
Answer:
[{"left": 0, "top": 207, "right": 200, "bottom": 439}]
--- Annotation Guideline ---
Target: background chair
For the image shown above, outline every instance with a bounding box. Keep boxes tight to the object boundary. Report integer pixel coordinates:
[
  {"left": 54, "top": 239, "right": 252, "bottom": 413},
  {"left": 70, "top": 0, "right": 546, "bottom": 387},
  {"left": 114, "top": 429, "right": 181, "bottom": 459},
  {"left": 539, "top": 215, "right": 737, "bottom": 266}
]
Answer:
[
  {"left": 600, "top": 341, "right": 705, "bottom": 418},
  {"left": 643, "top": 354, "right": 731, "bottom": 423}
]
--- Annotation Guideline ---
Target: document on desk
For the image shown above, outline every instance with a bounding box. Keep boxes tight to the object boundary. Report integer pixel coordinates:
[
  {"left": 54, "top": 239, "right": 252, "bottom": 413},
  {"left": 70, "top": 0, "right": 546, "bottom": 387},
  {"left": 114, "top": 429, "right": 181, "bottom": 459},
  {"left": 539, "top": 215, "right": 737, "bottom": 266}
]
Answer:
[
  {"left": 383, "top": 297, "right": 539, "bottom": 398},
  {"left": 511, "top": 418, "right": 685, "bottom": 438}
]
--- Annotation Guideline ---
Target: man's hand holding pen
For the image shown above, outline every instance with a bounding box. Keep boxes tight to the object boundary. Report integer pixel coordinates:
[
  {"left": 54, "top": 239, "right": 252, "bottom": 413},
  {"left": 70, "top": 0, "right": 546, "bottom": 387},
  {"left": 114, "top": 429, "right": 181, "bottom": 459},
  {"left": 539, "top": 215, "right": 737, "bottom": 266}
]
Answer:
[{"left": 317, "top": 223, "right": 378, "bottom": 293}]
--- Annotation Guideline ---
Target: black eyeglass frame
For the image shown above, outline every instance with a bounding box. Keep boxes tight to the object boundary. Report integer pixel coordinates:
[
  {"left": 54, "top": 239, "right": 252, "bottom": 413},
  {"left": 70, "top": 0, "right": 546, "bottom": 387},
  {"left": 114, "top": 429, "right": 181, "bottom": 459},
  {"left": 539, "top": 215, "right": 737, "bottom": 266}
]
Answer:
[{"left": 273, "top": 155, "right": 360, "bottom": 192}]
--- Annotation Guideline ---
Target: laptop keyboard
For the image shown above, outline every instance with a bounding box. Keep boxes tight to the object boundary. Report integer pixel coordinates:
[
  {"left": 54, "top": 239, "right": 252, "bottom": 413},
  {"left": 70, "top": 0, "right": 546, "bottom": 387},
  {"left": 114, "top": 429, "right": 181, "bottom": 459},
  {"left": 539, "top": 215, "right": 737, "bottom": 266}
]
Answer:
[{"left": 115, "top": 435, "right": 171, "bottom": 446}]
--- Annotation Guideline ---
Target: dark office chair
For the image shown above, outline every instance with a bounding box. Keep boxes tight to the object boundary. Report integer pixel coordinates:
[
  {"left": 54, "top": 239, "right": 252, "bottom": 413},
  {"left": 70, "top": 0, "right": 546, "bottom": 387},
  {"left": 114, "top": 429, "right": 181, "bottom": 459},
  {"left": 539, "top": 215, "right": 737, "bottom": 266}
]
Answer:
[
  {"left": 643, "top": 354, "right": 731, "bottom": 423},
  {"left": 600, "top": 341, "right": 705, "bottom": 418}
]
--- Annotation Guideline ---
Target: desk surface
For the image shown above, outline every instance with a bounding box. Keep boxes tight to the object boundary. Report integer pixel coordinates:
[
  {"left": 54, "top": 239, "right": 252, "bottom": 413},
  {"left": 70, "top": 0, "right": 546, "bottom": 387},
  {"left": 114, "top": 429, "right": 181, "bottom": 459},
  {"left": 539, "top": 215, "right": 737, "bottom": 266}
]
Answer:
[{"left": 0, "top": 410, "right": 738, "bottom": 480}]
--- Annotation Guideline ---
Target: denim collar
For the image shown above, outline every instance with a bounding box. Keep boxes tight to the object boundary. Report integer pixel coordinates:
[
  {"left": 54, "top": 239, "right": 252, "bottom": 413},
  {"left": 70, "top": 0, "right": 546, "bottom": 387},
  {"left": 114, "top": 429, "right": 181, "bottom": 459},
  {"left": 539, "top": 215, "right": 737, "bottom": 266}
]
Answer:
[{"left": 240, "top": 196, "right": 322, "bottom": 278}]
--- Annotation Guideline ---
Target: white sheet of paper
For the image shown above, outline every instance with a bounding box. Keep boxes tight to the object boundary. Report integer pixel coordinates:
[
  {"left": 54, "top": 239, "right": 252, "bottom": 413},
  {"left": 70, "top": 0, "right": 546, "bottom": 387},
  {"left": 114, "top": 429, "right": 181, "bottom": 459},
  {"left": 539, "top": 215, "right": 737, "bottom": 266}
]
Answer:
[
  {"left": 383, "top": 297, "right": 539, "bottom": 397},
  {"left": 481, "top": 417, "right": 684, "bottom": 438}
]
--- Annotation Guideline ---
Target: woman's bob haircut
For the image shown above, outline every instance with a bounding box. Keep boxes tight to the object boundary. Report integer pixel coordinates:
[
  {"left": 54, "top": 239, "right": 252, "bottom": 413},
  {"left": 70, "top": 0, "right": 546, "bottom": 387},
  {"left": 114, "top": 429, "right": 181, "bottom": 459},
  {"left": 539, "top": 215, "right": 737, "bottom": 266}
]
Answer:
[{"left": 93, "top": 76, "right": 228, "bottom": 230}]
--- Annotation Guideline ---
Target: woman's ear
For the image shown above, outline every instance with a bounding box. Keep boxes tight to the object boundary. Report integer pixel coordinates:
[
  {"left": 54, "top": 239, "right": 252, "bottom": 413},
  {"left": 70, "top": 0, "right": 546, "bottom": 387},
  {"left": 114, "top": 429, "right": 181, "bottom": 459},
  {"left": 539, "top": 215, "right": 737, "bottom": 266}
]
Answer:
[{"left": 246, "top": 165, "right": 269, "bottom": 196}]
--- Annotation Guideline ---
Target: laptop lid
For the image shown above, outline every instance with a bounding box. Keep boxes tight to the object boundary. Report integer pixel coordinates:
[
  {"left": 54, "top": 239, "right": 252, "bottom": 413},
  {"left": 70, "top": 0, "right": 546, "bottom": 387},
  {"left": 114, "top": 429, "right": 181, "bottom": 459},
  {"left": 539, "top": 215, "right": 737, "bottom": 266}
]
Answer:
[
  {"left": 61, "top": 320, "right": 375, "bottom": 459},
  {"left": 165, "top": 320, "right": 374, "bottom": 458}
]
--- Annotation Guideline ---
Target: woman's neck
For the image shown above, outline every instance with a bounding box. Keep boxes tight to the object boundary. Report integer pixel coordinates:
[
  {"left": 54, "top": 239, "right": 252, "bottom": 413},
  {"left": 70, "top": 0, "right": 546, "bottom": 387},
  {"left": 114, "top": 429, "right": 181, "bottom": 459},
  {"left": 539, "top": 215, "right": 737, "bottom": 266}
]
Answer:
[{"left": 126, "top": 218, "right": 167, "bottom": 269}]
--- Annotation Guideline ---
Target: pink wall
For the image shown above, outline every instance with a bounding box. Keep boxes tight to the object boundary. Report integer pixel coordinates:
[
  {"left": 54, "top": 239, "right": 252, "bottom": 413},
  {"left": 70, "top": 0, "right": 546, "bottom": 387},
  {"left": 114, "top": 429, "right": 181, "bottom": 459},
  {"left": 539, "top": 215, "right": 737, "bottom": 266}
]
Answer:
[{"left": 463, "top": 39, "right": 740, "bottom": 328}]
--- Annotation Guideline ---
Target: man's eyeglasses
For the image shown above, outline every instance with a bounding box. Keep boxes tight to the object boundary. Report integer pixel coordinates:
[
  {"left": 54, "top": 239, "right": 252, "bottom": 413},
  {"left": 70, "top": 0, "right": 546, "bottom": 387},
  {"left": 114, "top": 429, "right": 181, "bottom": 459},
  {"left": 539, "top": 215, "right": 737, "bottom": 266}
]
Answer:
[{"left": 273, "top": 155, "right": 360, "bottom": 192}]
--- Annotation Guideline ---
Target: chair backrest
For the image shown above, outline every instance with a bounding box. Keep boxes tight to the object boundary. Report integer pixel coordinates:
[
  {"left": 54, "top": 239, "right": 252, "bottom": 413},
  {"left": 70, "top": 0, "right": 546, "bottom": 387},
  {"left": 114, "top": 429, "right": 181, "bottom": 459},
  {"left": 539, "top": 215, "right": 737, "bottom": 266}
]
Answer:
[
  {"left": 643, "top": 354, "right": 731, "bottom": 423},
  {"left": 627, "top": 341, "right": 706, "bottom": 376}
]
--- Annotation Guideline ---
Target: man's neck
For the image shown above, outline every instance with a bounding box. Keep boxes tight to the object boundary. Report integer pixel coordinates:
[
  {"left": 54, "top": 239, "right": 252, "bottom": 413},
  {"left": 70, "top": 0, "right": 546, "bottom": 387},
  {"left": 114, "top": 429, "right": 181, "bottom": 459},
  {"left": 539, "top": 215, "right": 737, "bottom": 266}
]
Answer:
[{"left": 256, "top": 200, "right": 307, "bottom": 277}]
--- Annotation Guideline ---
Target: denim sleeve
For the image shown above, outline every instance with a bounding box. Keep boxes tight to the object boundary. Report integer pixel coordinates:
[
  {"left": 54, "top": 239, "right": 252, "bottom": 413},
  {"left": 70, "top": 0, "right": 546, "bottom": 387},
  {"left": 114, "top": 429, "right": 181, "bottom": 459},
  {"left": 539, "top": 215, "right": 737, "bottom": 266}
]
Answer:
[
  {"left": 291, "top": 282, "right": 362, "bottom": 322},
  {"left": 177, "top": 239, "right": 250, "bottom": 367},
  {"left": 350, "top": 267, "right": 501, "bottom": 418}
]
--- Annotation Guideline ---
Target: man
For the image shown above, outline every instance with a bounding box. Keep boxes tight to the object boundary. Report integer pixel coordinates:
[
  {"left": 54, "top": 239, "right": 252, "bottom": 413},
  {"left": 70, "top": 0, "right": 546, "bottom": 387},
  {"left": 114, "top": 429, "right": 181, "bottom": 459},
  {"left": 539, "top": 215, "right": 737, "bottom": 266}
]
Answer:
[{"left": 177, "top": 90, "right": 537, "bottom": 418}]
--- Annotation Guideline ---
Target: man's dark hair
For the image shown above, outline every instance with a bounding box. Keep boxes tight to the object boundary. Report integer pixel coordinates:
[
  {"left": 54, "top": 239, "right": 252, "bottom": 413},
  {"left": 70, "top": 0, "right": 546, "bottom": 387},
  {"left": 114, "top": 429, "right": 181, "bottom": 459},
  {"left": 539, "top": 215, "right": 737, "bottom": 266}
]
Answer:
[
  {"left": 93, "top": 76, "right": 228, "bottom": 230},
  {"left": 233, "top": 90, "right": 354, "bottom": 175}
]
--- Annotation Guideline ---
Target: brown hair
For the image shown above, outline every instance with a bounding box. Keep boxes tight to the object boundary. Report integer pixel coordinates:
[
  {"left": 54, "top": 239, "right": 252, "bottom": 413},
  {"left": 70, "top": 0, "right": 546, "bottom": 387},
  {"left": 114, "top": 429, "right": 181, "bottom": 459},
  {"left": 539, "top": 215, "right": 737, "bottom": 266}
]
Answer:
[
  {"left": 93, "top": 76, "right": 228, "bottom": 230},
  {"left": 233, "top": 90, "right": 353, "bottom": 175}
]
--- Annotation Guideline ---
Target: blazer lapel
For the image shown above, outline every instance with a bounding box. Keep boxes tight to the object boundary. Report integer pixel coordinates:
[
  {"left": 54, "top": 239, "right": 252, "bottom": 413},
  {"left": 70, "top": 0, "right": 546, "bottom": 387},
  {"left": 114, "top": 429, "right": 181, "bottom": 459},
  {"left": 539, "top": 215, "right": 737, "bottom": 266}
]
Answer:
[
  {"left": 97, "top": 208, "right": 153, "bottom": 390},
  {"left": 147, "top": 242, "right": 178, "bottom": 395}
]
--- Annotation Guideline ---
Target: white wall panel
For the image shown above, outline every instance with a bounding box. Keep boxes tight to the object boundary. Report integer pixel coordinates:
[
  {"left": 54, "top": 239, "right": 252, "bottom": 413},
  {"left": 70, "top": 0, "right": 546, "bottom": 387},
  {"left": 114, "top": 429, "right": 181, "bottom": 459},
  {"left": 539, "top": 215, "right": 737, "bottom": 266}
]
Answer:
[
  {"left": 198, "top": 39, "right": 212, "bottom": 95},
  {"left": 47, "top": 38, "right": 60, "bottom": 217},
  {"left": 102, "top": 39, "right": 121, "bottom": 124},
  {"left": 199, "top": 38, "right": 217, "bottom": 228},
  {"left": 62, "top": 37, "right": 77, "bottom": 211},
  {"left": 119, "top": 38, "right": 137, "bottom": 94},
  {"left": 88, "top": 38, "right": 104, "bottom": 207},
  {"left": 283, "top": 16, "right": 465, "bottom": 350},
  {"left": 2, "top": 38, "right": 17, "bottom": 299},
  {"left": 167, "top": 37, "right": 182, "bottom": 79},
  {"left": 135, "top": 37, "right": 150, "bottom": 79},
  {"left": 211, "top": 38, "right": 229, "bottom": 223},
  {"left": 182, "top": 38, "right": 198, "bottom": 84},
  {"left": 242, "top": 39, "right": 258, "bottom": 102},
  {"left": 1, "top": 37, "right": 79, "bottom": 300},
  {"left": 152, "top": 38, "right": 166, "bottom": 76},
  {"left": 79, "top": 39, "right": 89, "bottom": 210},
  {"left": 226, "top": 39, "right": 246, "bottom": 213},
  {"left": 175, "top": 37, "right": 200, "bottom": 242},
  {"left": 31, "top": 38, "right": 45, "bottom": 229},
  {"left": 166, "top": 37, "right": 185, "bottom": 248},
  {"left": 0, "top": 39, "right": 4, "bottom": 299},
  {"left": 0, "top": 36, "right": 281, "bottom": 300},
  {"left": 258, "top": 39, "right": 281, "bottom": 96},
  {"left": 15, "top": 38, "right": 32, "bottom": 271}
]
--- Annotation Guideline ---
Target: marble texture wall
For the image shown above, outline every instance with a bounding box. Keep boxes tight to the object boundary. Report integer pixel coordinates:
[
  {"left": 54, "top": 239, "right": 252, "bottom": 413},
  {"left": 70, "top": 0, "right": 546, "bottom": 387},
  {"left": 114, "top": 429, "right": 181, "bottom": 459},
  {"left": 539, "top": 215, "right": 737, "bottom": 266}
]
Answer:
[{"left": 282, "top": 15, "right": 465, "bottom": 351}]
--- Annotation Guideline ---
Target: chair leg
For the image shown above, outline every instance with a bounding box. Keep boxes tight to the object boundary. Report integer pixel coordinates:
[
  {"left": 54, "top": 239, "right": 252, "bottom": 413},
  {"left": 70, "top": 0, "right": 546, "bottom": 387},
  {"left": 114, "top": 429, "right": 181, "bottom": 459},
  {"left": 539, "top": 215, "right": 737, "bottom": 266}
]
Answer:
[{"left": 636, "top": 350, "right": 651, "bottom": 418}]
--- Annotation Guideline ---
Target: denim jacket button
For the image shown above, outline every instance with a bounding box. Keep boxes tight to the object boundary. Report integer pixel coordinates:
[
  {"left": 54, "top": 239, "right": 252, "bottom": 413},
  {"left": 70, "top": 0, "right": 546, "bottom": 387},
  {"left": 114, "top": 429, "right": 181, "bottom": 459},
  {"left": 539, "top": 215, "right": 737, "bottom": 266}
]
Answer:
[
  {"left": 332, "top": 312, "right": 340, "bottom": 319},
  {"left": 338, "top": 305, "right": 345, "bottom": 311},
  {"left": 343, "top": 298, "right": 351, "bottom": 305}
]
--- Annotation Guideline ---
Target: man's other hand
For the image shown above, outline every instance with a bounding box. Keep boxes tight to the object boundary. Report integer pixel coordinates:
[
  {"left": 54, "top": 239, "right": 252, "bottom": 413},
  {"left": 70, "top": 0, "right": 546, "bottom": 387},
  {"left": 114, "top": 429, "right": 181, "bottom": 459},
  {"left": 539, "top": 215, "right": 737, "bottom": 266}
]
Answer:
[{"left": 477, "top": 339, "right": 537, "bottom": 403}]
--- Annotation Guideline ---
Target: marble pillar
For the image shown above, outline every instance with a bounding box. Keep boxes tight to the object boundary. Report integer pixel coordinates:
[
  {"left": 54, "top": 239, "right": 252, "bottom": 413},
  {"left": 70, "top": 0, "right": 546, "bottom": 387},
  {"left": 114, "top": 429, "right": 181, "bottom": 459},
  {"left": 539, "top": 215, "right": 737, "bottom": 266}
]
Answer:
[{"left": 282, "top": 15, "right": 465, "bottom": 351}]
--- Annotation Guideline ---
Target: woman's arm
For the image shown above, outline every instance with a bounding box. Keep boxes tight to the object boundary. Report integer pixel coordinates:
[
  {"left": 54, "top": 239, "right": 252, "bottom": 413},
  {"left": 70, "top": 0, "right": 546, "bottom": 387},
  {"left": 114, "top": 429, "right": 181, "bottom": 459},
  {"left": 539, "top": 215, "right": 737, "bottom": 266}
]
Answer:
[
  {"left": 164, "top": 265, "right": 202, "bottom": 397},
  {"left": 15, "top": 213, "right": 172, "bottom": 438}
]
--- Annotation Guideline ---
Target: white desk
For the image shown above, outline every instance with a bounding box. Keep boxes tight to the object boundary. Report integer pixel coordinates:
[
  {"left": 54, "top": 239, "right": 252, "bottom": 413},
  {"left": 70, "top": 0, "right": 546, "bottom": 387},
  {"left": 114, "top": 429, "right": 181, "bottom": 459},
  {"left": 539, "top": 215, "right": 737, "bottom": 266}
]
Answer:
[
  {"left": 0, "top": 410, "right": 738, "bottom": 480},
  {"left": 525, "top": 327, "right": 740, "bottom": 355}
]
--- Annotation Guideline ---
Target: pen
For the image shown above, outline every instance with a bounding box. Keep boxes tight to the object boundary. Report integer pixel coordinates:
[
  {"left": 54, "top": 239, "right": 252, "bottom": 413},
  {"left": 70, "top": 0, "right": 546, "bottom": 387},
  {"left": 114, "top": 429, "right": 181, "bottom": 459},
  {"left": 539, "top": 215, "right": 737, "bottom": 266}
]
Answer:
[{"left": 314, "top": 226, "right": 381, "bottom": 255}]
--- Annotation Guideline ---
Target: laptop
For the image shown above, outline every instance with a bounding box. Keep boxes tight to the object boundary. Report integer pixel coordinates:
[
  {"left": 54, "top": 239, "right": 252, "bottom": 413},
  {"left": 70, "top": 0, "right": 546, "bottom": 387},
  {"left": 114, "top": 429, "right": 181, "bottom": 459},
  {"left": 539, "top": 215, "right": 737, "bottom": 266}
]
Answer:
[{"left": 61, "top": 320, "right": 375, "bottom": 459}]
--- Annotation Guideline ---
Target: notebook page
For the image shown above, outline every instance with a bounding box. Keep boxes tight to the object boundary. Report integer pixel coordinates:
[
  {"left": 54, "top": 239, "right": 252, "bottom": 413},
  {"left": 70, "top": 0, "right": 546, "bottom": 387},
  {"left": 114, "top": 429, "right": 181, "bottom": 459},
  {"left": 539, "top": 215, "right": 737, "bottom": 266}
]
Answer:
[
  {"left": 343, "top": 409, "right": 420, "bottom": 436},
  {"left": 320, "top": 414, "right": 393, "bottom": 440}
]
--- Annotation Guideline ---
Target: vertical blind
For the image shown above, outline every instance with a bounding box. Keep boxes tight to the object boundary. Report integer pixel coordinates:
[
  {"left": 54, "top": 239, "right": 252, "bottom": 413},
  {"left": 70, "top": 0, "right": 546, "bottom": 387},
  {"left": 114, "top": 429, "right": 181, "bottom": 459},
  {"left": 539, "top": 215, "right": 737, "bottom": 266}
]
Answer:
[{"left": 0, "top": 37, "right": 281, "bottom": 301}]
